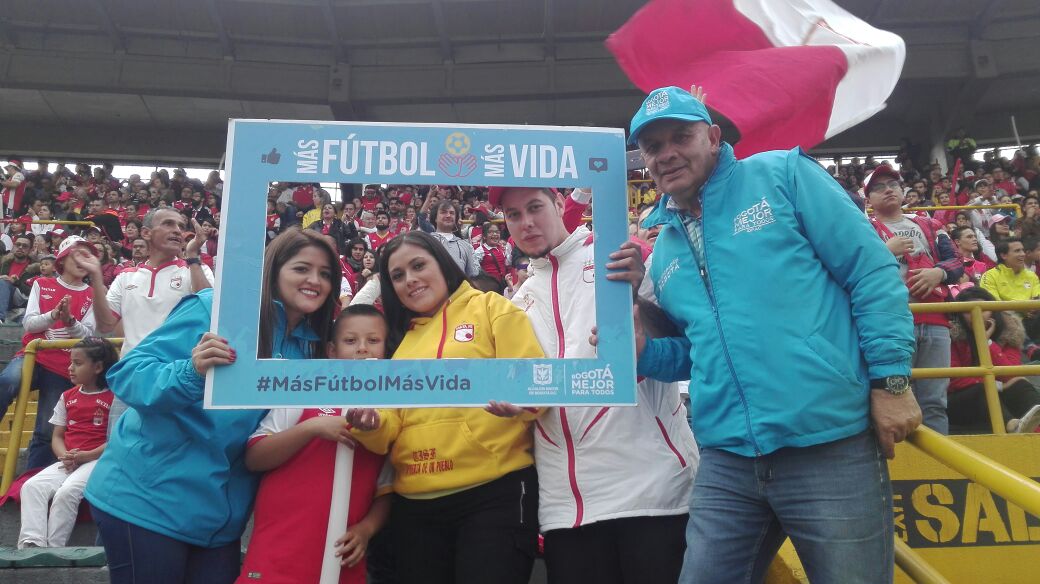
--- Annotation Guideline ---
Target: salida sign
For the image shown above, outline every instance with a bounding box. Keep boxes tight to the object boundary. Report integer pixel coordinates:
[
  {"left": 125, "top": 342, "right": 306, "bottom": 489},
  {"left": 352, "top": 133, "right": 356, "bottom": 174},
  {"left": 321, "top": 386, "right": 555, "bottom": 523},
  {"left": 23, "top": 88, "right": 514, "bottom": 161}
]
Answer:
[{"left": 893, "top": 478, "right": 1040, "bottom": 548}]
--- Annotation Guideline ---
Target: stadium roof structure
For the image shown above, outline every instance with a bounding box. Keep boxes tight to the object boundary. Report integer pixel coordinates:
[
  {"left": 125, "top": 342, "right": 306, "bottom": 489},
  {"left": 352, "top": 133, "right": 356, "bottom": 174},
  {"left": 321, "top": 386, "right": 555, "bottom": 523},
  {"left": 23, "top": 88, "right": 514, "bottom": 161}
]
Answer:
[{"left": 0, "top": 0, "right": 1038, "bottom": 164}]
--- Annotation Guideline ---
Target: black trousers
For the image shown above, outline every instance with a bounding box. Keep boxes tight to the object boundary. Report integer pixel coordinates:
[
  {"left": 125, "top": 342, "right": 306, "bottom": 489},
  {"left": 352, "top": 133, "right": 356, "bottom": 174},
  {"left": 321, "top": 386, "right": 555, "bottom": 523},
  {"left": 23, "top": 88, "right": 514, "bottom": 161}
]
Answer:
[
  {"left": 948, "top": 379, "right": 1040, "bottom": 433},
  {"left": 390, "top": 466, "right": 538, "bottom": 584},
  {"left": 543, "top": 514, "right": 689, "bottom": 584}
]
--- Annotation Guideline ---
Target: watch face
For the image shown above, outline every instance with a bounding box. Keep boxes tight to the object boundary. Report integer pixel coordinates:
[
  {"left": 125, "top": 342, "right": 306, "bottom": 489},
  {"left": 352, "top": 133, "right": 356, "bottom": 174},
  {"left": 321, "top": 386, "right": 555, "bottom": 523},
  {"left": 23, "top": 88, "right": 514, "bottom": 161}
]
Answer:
[{"left": 887, "top": 376, "right": 911, "bottom": 393}]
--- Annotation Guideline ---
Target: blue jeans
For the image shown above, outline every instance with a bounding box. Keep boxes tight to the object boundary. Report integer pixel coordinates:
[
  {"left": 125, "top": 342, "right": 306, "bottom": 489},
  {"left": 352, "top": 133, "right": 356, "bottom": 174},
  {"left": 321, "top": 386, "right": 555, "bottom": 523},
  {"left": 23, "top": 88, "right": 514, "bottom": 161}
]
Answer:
[
  {"left": 680, "top": 431, "right": 893, "bottom": 584},
  {"left": 0, "top": 356, "right": 70, "bottom": 469},
  {"left": 912, "top": 324, "right": 951, "bottom": 435},
  {"left": 92, "top": 505, "right": 241, "bottom": 584},
  {"left": 0, "top": 279, "right": 13, "bottom": 320}
]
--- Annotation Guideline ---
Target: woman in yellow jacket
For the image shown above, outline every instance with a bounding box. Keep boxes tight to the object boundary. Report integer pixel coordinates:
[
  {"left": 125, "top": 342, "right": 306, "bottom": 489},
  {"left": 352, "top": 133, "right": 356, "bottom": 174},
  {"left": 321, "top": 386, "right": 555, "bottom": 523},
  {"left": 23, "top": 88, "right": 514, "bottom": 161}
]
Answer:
[{"left": 347, "top": 230, "right": 543, "bottom": 584}]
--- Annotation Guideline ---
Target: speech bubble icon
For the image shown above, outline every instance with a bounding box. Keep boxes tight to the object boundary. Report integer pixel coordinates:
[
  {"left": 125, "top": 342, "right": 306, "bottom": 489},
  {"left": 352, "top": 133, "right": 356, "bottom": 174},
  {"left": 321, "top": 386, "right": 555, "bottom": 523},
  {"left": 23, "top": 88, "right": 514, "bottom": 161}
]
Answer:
[{"left": 588, "top": 157, "right": 608, "bottom": 172}]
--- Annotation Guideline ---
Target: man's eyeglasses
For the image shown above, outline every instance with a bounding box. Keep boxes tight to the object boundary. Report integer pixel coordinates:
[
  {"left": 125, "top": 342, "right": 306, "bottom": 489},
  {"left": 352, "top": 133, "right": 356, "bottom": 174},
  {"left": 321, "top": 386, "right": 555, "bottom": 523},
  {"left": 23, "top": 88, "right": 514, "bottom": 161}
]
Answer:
[
  {"left": 868, "top": 180, "right": 901, "bottom": 195},
  {"left": 13, "top": 242, "right": 31, "bottom": 249}
]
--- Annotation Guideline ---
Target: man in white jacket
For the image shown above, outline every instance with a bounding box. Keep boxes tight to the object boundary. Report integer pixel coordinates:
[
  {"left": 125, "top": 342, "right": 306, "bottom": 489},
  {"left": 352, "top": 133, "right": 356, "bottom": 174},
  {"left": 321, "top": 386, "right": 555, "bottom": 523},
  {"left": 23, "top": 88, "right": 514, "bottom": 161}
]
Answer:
[{"left": 488, "top": 185, "right": 696, "bottom": 584}]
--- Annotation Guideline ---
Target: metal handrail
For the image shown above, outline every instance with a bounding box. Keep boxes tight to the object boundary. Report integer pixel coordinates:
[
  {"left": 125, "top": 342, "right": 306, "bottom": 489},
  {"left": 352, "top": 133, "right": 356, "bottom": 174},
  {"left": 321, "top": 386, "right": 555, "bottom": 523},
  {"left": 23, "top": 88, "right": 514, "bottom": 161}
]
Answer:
[
  {"left": 0, "top": 338, "right": 123, "bottom": 495},
  {"left": 887, "top": 300, "right": 1040, "bottom": 583},
  {"left": 895, "top": 538, "right": 952, "bottom": 584},
  {"left": 910, "top": 299, "right": 1040, "bottom": 434},
  {"left": 0, "top": 219, "right": 96, "bottom": 227},
  {"left": 907, "top": 426, "right": 1040, "bottom": 519},
  {"left": 904, "top": 203, "right": 1023, "bottom": 218}
]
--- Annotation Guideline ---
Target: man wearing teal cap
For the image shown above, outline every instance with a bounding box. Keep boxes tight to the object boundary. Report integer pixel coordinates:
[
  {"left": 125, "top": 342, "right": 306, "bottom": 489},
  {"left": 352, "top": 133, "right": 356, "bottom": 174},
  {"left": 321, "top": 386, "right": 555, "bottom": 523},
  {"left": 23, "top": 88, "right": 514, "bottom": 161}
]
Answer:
[{"left": 620, "top": 86, "right": 922, "bottom": 583}]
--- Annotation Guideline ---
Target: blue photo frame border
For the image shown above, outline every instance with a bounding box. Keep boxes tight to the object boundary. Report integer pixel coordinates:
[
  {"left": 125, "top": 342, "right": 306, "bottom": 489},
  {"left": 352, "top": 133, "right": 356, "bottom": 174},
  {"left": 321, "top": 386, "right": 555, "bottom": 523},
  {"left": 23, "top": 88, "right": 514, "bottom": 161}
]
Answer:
[{"left": 204, "top": 119, "right": 636, "bottom": 409}]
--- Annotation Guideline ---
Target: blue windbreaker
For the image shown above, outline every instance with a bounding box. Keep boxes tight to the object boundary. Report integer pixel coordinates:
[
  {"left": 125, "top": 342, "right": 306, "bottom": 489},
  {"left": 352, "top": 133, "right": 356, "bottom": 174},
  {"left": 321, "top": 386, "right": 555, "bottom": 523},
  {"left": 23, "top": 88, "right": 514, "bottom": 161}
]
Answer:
[
  {"left": 638, "top": 144, "right": 914, "bottom": 456},
  {"left": 85, "top": 289, "right": 318, "bottom": 546}
]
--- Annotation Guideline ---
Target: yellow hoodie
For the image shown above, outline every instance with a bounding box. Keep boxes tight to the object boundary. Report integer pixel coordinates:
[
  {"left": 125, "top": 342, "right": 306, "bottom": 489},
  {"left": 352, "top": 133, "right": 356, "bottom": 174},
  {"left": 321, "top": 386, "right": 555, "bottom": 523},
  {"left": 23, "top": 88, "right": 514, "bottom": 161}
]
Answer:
[{"left": 352, "top": 282, "right": 544, "bottom": 496}]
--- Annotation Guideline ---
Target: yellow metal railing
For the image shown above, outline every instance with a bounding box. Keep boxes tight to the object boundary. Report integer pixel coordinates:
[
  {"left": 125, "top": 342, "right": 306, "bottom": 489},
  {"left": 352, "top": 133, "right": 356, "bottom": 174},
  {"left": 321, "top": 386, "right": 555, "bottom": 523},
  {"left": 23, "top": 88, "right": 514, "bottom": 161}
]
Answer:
[
  {"left": 907, "top": 426, "right": 1040, "bottom": 518},
  {"left": 895, "top": 538, "right": 952, "bottom": 584},
  {"left": 904, "top": 203, "right": 1023, "bottom": 218},
  {"left": 0, "top": 219, "right": 96, "bottom": 227},
  {"left": 911, "top": 299, "right": 1040, "bottom": 434},
  {"left": 893, "top": 300, "right": 1040, "bottom": 583},
  {"left": 0, "top": 338, "right": 122, "bottom": 495}
]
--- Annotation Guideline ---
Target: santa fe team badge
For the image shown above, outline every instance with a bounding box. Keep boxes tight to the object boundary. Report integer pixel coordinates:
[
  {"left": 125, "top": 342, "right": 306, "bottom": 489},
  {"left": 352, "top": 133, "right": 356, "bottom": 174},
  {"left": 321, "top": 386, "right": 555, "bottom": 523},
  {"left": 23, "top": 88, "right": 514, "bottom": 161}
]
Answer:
[{"left": 454, "top": 324, "right": 474, "bottom": 342}]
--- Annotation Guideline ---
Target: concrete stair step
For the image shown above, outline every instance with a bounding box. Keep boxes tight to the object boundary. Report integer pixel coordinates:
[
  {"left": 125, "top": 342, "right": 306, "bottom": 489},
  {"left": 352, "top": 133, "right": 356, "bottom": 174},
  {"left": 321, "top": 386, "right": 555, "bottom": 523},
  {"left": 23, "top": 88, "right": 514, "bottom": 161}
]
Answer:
[{"left": 0, "top": 546, "right": 106, "bottom": 567}]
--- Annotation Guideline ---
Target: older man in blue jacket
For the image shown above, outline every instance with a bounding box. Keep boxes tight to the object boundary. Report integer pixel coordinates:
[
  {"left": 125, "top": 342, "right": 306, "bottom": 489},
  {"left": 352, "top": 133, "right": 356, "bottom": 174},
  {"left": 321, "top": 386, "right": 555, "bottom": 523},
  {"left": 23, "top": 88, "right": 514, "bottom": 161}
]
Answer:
[{"left": 626, "top": 87, "right": 920, "bottom": 584}]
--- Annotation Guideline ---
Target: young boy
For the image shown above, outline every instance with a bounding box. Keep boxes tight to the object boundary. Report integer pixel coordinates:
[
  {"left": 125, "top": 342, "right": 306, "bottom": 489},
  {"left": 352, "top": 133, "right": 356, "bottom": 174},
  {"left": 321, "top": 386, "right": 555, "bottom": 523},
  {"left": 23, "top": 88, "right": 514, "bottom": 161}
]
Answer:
[{"left": 238, "top": 305, "right": 392, "bottom": 584}]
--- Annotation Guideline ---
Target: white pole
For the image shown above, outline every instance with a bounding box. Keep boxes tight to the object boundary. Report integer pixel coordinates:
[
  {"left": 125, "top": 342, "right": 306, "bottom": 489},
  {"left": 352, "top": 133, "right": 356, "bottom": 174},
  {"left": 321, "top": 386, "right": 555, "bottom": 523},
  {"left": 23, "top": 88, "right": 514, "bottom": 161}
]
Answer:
[
  {"left": 319, "top": 441, "right": 355, "bottom": 584},
  {"left": 1011, "top": 116, "right": 1022, "bottom": 148}
]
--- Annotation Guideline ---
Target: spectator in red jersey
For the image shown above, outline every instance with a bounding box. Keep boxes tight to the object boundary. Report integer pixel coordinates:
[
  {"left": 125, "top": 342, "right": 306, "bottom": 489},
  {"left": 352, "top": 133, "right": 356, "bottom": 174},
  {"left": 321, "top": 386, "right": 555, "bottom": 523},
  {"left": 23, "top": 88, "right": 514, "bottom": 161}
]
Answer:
[
  {"left": 292, "top": 183, "right": 317, "bottom": 213},
  {"left": 366, "top": 210, "right": 395, "bottom": 251},
  {"left": 121, "top": 220, "right": 141, "bottom": 256},
  {"left": 474, "top": 221, "right": 509, "bottom": 284},
  {"left": 950, "top": 226, "right": 993, "bottom": 283},
  {"left": 172, "top": 186, "right": 195, "bottom": 213},
  {"left": 992, "top": 167, "right": 1019, "bottom": 198},
  {"left": 948, "top": 286, "right": 1040, "bottom": 434},
  {"left": 360, "top": 184, "right": 383, "bottom": 213},
  {"left": 932, "top": 191, "right": 959, "bottom": 228},
  {"left": 955, "top": 210, "right": 997, "bottom": 263},
  {"left": 203, "top": 193, "right": 220, "bottom": 216},
  {"left": 199, "top": 216, "right": 220, "bottom": 260},
  {"left": 98, "top": 242, "right": 120, "bottom": 287}
]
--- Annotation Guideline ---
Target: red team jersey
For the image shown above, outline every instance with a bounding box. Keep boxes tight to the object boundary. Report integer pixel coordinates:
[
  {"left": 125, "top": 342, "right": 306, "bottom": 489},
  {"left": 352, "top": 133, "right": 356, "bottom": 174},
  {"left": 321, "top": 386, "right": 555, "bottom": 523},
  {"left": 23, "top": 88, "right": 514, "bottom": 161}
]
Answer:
[
  {"left": 20, "top": 278, "right": 94, "bottom": 377},
  {"left": 240, "top": 408, "right": 385, "bottom": 584},
  {"left": 367, "top": 230, "right": 394, "bottom": 251},
  {"left": 56, "top": 386, "right": 114, "bottom": 452}
]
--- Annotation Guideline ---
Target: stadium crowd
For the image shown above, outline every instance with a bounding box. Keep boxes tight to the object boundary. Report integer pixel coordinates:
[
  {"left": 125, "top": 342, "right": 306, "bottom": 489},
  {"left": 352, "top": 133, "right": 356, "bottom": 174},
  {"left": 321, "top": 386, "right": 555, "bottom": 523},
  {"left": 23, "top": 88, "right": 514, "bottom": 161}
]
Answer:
[{"left": 2, "top": 102, "right": 1040, "bottom": 583}]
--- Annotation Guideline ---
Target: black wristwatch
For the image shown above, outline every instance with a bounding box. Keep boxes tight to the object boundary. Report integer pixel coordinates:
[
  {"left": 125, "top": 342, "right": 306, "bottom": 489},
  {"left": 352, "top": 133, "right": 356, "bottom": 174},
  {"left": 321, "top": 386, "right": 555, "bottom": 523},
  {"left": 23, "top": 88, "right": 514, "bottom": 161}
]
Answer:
[
  {"left": 185, "top": 257, "right": 201, "bottom": 266},
  {"left": 870, "top": 375, "right": 911, "bottom": 395}
]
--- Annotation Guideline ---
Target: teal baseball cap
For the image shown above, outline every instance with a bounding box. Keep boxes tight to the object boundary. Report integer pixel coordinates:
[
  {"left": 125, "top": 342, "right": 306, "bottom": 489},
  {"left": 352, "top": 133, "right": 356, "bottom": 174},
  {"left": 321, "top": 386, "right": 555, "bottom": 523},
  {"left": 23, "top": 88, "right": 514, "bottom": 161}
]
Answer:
[{"left": 628, "top": 86, "right": 713, "bottom": 146}]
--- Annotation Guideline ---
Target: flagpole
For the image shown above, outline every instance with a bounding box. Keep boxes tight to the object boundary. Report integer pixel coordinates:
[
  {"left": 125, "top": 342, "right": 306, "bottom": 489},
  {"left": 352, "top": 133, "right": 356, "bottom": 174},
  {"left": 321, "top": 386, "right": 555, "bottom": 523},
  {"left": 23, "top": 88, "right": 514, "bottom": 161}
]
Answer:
[
  {"left": 320, "top": 441, "right": 355, "bottom": 584},
  {"left": 1011, "top": 116, "right": 1022, "bottom": 148}
]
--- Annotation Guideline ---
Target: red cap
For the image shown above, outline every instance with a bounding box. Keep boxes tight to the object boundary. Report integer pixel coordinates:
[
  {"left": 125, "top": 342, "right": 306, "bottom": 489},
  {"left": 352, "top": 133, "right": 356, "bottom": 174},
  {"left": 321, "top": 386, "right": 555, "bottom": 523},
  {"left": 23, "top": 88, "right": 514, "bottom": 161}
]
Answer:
[
  {"left": 863, "top": 164, "right": 901, "bottom": 195},
  {"left": 488, "top": 187, "right": 561, "bottom": 209}
]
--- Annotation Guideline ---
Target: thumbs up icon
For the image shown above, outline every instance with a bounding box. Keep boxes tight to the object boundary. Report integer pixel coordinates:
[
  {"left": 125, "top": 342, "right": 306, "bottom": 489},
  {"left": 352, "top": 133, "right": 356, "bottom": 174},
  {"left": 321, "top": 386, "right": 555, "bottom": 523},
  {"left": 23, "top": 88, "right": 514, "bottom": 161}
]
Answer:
[{"left": 261, "top": 148, "right": 281, "bottom": 165}]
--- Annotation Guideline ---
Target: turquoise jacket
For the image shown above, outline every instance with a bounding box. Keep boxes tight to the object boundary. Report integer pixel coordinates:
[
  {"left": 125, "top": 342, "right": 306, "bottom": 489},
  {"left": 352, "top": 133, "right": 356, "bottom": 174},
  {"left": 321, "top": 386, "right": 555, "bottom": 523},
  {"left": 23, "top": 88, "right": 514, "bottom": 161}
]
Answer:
[
  {"left": 638, "top": 144, "right": 914, "bottom": 456},
  {"left": 85, "top": 289, "right": 319, "bottom": 547}
]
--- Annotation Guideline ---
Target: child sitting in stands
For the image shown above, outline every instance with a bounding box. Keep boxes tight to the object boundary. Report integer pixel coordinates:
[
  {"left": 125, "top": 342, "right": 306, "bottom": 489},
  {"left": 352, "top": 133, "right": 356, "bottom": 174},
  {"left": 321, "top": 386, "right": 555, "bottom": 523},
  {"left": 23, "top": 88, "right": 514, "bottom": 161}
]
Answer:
[{"left": 18, "top": 337, "right": 118, "bottom": 548}]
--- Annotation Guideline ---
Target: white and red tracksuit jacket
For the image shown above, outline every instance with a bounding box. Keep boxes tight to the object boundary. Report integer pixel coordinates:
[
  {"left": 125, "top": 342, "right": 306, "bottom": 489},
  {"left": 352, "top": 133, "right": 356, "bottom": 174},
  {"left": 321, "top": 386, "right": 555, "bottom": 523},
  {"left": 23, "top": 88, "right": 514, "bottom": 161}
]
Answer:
[{"left": 511, "top": 226, "right": 697, "bottom": 532}]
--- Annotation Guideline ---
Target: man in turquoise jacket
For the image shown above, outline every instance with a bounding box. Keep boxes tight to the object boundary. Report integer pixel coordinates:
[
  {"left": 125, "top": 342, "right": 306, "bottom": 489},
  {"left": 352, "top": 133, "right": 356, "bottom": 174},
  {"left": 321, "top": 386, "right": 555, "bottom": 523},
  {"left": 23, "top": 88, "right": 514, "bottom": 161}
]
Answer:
[{"left": 627, "top": 87, "right": 921, "bottom": 583}]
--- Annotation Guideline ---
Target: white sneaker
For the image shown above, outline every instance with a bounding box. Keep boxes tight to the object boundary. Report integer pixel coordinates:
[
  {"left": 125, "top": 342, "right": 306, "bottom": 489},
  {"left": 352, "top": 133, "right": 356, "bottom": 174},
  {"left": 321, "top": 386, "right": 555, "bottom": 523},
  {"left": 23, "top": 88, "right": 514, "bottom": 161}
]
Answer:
[{"left": 1013, "top": 405, "right": 1040, "bottom": 434}]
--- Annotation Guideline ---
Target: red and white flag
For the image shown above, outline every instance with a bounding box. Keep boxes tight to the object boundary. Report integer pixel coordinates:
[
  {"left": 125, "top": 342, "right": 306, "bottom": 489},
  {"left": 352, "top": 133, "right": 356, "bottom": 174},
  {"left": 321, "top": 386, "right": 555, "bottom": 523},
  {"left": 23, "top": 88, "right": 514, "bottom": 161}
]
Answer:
[{"left": 607, "top": 0, "right": 905, "bottom": 158}]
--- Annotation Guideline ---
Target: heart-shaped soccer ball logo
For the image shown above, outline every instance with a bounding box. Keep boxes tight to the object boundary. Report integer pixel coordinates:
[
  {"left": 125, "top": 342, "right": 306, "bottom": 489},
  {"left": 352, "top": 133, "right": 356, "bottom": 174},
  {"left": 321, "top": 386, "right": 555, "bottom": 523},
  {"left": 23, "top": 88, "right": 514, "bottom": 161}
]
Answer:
[{"left": 439, "top": 132, "right": 477, "bottom": 177}]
